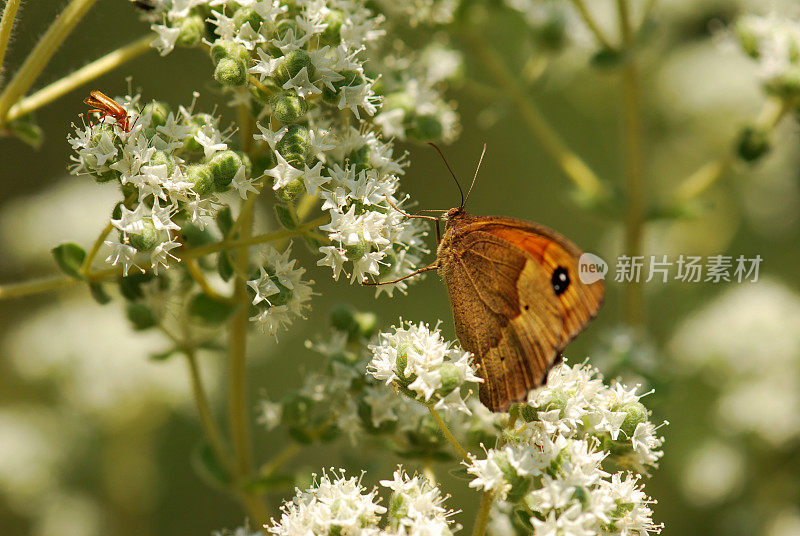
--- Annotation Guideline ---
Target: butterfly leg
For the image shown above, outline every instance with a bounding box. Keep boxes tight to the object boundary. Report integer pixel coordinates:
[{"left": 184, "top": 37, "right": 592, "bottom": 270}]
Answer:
[{"left": 361, "top": 261, "right": 440, "bottom": 286}]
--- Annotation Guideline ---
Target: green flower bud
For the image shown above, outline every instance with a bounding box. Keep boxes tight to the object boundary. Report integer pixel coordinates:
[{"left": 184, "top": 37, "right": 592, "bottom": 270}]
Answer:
[
  {"left": 186, "top": 164, "right": 215, "bottom": 195},
  {"left": 437, "top": 362, "right": 461, "bottom": 396},
  {"left": 142, "top": 100, "right": 170, "bottom": 129},
  {"left": 128, "top": 218, "right": 160, "bottom": 252},
  {"left": 271, "top": 91, "right": 308, "bottom": 124},
  {"left": 735, "top": 21, "right": 761, "bottom": 59},
  {"left": 236, "top": 150, "right": 252, "bottom": 176},
  {"left": 210, "top": 39, "right": 248, "bottom": 64},
  {"left": 275, "top": 177, "right": 305, "bottom": 202},
  {"left": 322, "top": 69, "right": 365, "bottom": 105},
  {"left": 274, "top": 50, "right": 315, "bottom": 86},
  {"left": 276, "top": 124, "right": 310, "bottom": 168},
  {"left": 253, "top": 150, "right": 278, "bottom": 177},
  {"left": 183, "top": 113, "right": 214, "bottom": 153},
  {"left": 232, "top": 8, "right": 263, "bottom": 32},
  {"left": 531, "top": 8, "right": 566, "bottom": 51},
  {"left": 214, "top": 58, "right": 248, "bottom": 87},
  {"left": 520, "top": 404, "right": 537, "bottom": 422},
  {"left": 208, "top": 150, "right": 243, "bottom": 190},
  {"left": 765, "top": 67, "right": 800, "bottom": 98},
  {"left": 344, "top": 238, "right": 369, "bottom": 261},
  {"left": 620, "top": 401, "right": 648, "bottom": 439},
  {"left": 737, "top": 126, "right": 771, "bottom": 162},
  {"left": 273, "top": 19, "right": 298, "bottom": 41},
  {"left": 321, "top": 9, "right": 345, "bottom": 45},
  {"left": 330, "top": 303, "right": 358, "bottom": 333},
  {"left": 408, "top": 114, "right": 443, "bottom": 141},
  {"left": 177, "top": 14, "right": 205, "bottom": 47},
  {"left": 150, "top": 150, "right": 175, "bottom": 175},
  {"left": 352, "top": 311, "right": 378, "bottom": 339}
]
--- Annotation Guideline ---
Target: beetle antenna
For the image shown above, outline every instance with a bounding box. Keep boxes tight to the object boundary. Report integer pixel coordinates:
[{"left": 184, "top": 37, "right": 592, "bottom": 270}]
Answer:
[
  {"left": 464, "top": 143, "right": 486, "bottom": 208},
  {"left": 427, "top": 142, "right": 464, "bottom": 208}
]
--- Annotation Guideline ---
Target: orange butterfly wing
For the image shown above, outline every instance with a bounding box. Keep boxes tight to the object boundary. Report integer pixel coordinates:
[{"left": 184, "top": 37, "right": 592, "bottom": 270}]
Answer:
[{"left": 437, "top": 214, "right": 604, "bottom": 412}]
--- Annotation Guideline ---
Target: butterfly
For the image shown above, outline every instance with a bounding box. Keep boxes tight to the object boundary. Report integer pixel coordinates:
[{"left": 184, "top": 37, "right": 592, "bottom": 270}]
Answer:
[{"left": 367, "top": 145, "right": 604, "bottom": 412}]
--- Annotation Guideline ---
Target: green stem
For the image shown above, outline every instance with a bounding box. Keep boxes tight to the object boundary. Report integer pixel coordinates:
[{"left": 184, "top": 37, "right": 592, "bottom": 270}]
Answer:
[
  {"left": 569, "top": 0, "right": 615, "bottom": 50},
  {"left": 6, "top": 35, "right": 153, "bottom": 123},
  {"left": 184, "top": 347, "right": 233, "bottom": 474},
  {"left": 0, "top": 0, "right": 99, "bottom": 124},
  {"left": 258, "top": 443, "right": 301, "bottom": 478},
  {"left": 617, "top": 0, "right": 645, "bottom": 327},
  {"left": 428, "top": 406, "right": 470, "bottom": 461},
  {"left": 472, "top": 490, "right": 495, "bottom": 536},
  {"left": 0, "top": 217, "right": 328, "bottom": 301},
  {"left": 81, "top": 222, "right": 113, "bottom": 277},
  {"left": 463, "top": 28, "right": 609, "bottom": 201},
  {"left": 0, "top": 0, "right": 22, "bottom": 78},
  {"left": 673, "top": 97, "right": 795, "bottom": 203}
]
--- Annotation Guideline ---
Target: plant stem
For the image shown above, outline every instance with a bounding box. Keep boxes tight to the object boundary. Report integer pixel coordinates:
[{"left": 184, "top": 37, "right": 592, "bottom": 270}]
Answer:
[
  {"left": 0, "top": 0, "right": 22, "bottom": 78},
  {"left": 185, "top": 258, "right": 234, "bottom": 303},
  {"left": 673, "top": 96, "right": 795, "bottom": 203},
  {"left": 258, "top": 443, "right": 301, "bottom": 477},
  {"left": 569, "top": 0, "right": 615, "bottom": 50},
  {"left": 427, "top": 406, "right": 470, "bottom": 461},
  {"left": 617, "top": 0, "right": 645, "bottom": 327},
  {"left": 472, "top": 490, "right": 495, "bottom": 536},
  {"left": 0, "top": 217, "right": 327, "bottom": 301},
  {"left": 0, "top": 0, "right": 99, "bottom": 124},
  {"left": 184, "top": 347, "right": 232, "bottom": 474},
  {"left": 6, "top": 35, "right": 153, "bottom": 122},
  {"left": 81, "top": 222, "right": 114, "bottom": 277},
  {"left": 463, "top": 28, "right": 609, "bottom": 201}
]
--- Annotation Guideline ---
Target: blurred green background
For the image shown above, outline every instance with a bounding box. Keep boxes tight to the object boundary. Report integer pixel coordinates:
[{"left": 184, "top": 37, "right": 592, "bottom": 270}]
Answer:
[{"left": 2, "top": 1, "right": 800, "bottom": 535}]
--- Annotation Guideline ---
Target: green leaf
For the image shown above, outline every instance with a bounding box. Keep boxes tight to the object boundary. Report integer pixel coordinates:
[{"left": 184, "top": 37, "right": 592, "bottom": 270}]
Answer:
[
  {"left": 274, "top": 204, "right": 298, "bottom": 230},
  {"left": 150, "top": 348, "right": 180, "bottom": 361},
  {"left": 191, "top": 442, "right": 231, "bottom": 490},
  {"left": 242, "top": 473, "right": 295, "bottom": 493},
  {"left": 8, "top": 114, "right": 43, "bottom": 149},
  {"left": 118, "top": 272, "right": 155, "bottom": 301},
  {"left": 448, "top": 466, "right": 472, "bottom": 481},
  {"left": 188, "top": 293, "right": 235, "bottom": 325},
  {"left": 216, "top": 206, "right": 234, "bottom": 236},
  {"left": 126, "top": 302, "right": 157, "bottom": 330},
  {"left": 88, "top": 282, "right": 111, "bottom": 305},
  {"left": 51, "top": 243, "right": 86, "bottom": 279},
  {"left": 217, "top": 251, "right": 234, "bottom": 281}
]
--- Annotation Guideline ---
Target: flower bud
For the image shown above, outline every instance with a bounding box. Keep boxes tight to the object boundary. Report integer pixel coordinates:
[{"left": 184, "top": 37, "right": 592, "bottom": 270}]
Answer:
[
  {"left": 273, "top": 19, "right": 298, "bottom": 41},
  {"left": 176, "top": 14, "right": 205, "bottom": 48},
  {"left": 128, "top": 218, "right": 160, "bottom": 252},
  {"left": 142, "top": 100, "right": 170, "bottom": 133},
  {"left": 232, "top": 8, "right": 263, "bottom": 32},
  {"left": 150, "top": 150, "right": 175, "bottom": 175},
  {"left": 408, "top": 114, "right": 443, "bottom": 141},
  {"left": 183, "top": 113, "right": 215, "bottom": 153},
  {"left": 322, "top": 69, "right": 365, "bottom": 105},
  {"left": 737, "top": 126, "right": 771, "bottom": 162},
  {"left": 344, "top": 237, "right": 370, "bottom": 261},
  {"left": 252, "top": 150, "right": 278, "bottom": 177},
  {"left": 353, "top": 311, "right": 378, "bottom": 339},
  {"left": 275, "top": 177, "right": 305, "bottom": 202},
  {"left": 274, "top": 50, "right": 315, "bottom": 86},
  {"left": 208, "top": 149, "right": 243, "bottom": 190},
  {"left": 276, "top": 124, "right": 310, "bottom": 168},
  {"left": 620, "top": 401, "right": 648, "bottom": 439},
  {"left": 186, "top": 163, "right": 215, "bottom": 195},
  {"left": 735, "top": 20, "right": 761, "bottom": 59},
  {"left": 214, "top": 57, "right": 248, "bottom": 87},
  {"left": 271, "top": 91, "right": 308, "bottom": 124},
  {"left": 321, "top": 9, "right": 345, "bottom": 45},
  {"left": 210, "top": 39, "right": 248, "bottom": 64},
  {"left": 765, "top": 67, "right": 800, "bottom": 98},
  {"left": 330, "top": 303, "right": 358, "bottom": 333},
  {"left": 437, "top": 362, "right": 461, "bottom": 396}
]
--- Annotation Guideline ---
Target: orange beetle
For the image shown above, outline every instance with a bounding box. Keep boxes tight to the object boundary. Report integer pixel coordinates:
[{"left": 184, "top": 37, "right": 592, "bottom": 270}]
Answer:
[{"left": 84, "top": 90, "right": 130, "bottom": 132}]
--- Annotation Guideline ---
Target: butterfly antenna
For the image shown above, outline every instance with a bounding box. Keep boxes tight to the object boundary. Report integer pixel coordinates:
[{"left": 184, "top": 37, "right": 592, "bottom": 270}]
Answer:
[
  {"left": 464, "top": 143, "right": 487, "bottom": 208},
  {"left": 427, "top": 142, "right": 464, "bottom": 208}
]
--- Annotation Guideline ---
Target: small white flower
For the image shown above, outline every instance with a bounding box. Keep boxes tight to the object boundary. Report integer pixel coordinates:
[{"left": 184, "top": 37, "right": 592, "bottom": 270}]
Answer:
[
  {"left": 150, "top": 24, "right": 181, "bottom": 56},
  {"left": 265, "top": 152, "right": 304, "bottom": 190}
]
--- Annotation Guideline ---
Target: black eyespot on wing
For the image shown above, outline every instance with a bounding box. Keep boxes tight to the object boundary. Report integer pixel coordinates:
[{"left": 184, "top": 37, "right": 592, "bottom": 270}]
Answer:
[{"left": 551, "top": 266, "right": 570, "bottom": 296}]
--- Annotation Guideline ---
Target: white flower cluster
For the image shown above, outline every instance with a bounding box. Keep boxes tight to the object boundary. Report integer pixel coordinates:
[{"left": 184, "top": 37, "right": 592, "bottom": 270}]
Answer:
[
  {"left": 736, "top": 12, "right": 800, "bottom": 97},
  {"left": 268, "top": 467, "right": 458, "bottom": 536},
  {"left": 527, "top": 362, "right": 665, "bottom": 470},
  {"left": 246, "top": 244, "right": 313, "bottom": 334},
  {"left": 466, "top": 362, "right": 664, "bottom": 535},
  {"left": 68, "top": 92, "right": 252, "bottom": 276},
  {"left": 368, "top": 321, "right": 482, "bottom": 415}
]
